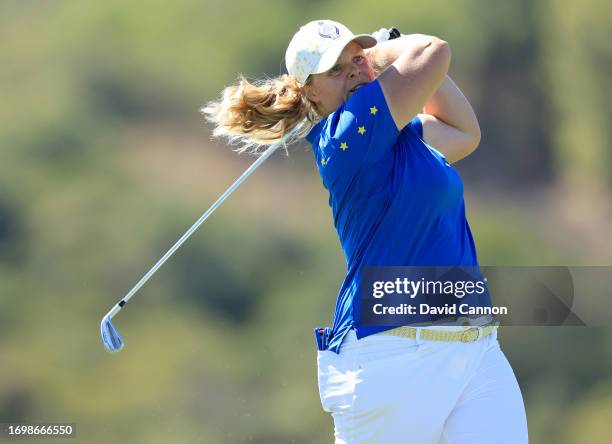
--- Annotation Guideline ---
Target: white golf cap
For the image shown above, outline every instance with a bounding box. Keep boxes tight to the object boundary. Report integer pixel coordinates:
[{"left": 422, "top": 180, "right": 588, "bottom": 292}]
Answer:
[{"left": 285, "top": 20, "right": 377, "bottom": 85}]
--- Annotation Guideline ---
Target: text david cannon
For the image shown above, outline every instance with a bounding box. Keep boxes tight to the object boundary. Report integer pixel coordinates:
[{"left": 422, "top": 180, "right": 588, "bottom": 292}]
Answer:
[{"left": 372, "top": 303, "right": 507, "bottom": 316}]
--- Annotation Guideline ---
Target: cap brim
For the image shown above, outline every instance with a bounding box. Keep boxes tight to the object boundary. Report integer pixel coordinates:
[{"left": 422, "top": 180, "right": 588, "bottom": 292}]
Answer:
[{"left": 313, "top": 34, "right": 378, "bottom": 76}]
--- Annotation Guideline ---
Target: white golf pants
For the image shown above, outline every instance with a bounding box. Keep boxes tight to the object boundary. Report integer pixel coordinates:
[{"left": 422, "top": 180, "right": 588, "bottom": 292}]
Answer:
[{"left": 317, "top": 327, "right": 528, "bottom": 444}]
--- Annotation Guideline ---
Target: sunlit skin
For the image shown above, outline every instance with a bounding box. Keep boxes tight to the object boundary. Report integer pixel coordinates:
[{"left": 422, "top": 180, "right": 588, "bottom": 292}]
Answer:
[{"left": 303, "top": 41, "right": 377, "bottom": 118}]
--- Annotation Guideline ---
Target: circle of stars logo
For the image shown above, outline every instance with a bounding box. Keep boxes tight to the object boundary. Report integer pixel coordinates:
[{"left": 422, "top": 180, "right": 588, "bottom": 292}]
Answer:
[{"left": 317, "top": 22, "right": 340, "bottom": 40}]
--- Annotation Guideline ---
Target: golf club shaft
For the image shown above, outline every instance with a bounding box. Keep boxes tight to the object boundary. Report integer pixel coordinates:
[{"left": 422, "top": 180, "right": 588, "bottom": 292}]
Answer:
[{"left": 107, "top": 140, "right": 283, "bottom": 316}]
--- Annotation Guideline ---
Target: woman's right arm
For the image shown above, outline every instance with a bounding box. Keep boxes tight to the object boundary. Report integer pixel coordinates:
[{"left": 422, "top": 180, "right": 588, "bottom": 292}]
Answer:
[{"left": 368, "top": 34, "right": 451, "bottom": 130}]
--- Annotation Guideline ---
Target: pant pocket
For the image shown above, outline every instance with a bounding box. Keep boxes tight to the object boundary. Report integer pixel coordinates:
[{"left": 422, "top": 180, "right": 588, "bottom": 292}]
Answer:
[{"left": 317, "top": 350, "right": 358, "bottom": 413}]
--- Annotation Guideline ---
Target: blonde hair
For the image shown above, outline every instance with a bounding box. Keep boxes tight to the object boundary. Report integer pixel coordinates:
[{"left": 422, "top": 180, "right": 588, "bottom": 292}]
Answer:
[{"left": 201, "top": 74, "right": 320, "bottom": 155}]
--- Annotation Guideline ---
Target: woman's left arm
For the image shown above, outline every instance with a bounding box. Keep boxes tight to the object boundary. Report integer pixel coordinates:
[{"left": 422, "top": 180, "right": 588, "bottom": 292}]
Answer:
[{"left": 419, "top": 75, "right": 481, "bottom": 164}]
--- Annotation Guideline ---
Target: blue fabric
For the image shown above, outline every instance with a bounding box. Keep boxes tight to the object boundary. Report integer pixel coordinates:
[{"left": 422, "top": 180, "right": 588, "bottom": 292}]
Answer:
[{"left": 306, "top": 78, "right": 488, "bottom": 354}]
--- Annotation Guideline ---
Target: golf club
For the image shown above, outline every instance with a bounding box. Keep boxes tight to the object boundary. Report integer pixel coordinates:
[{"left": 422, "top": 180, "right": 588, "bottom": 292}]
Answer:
[{"left": 100, "top": 137, "right": 287, "bottom": 352}]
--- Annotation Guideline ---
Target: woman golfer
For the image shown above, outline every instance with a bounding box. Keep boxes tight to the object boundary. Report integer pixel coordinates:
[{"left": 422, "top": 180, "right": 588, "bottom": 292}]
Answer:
[{"left": 203, "top": 19, "right": 528, "bottom": 444}]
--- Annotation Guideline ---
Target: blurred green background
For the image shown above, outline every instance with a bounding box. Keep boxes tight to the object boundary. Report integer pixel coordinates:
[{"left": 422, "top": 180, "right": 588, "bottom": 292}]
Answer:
[{"left": 1, "top": 0, "right": 612, "bottom": 443}]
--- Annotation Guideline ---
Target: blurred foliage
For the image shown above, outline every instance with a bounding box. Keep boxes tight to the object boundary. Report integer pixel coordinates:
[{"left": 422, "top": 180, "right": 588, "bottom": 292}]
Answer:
[{"left": 1, "top": 0, "right": 612, "bottom": 443}]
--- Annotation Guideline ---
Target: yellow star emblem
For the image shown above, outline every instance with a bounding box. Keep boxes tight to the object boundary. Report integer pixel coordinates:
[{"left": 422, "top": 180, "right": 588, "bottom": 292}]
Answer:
[
  {"left": 370, "top": 106, "right": 378, "bottom": 115},
  {"left": 340, "top": 142, "right": 348, "bottom": 151},
  {"left": 357, "top": 126, "right": 366, "bottom": 135},
  {"left": 321, "top": 157, "right": 326, "bottom": 166}
]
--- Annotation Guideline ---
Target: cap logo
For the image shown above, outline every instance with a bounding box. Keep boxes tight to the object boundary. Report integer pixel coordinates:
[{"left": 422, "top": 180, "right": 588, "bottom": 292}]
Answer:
[{"left": 317, "top": 21, "right": 340, "bottom": 40}]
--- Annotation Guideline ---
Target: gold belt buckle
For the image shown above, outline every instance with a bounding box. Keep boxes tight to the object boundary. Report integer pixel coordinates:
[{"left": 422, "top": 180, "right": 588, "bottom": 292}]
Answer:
[{"left": 461, "top": 327, "right": 481, "bottom": 343}]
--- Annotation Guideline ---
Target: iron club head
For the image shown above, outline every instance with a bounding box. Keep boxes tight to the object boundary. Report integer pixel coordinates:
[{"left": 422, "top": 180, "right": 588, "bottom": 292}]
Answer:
[{"left": 101, "top": 315, "right": 124, "bottom": 353}]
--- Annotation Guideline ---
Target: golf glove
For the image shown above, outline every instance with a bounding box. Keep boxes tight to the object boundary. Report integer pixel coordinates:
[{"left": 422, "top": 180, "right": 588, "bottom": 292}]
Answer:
[{"left": 372, "top": 27, "right": 392, "bottom": 43}]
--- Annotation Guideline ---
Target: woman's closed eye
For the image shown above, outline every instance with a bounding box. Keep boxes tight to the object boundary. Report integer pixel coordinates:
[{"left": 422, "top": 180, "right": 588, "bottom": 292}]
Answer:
[
  {"left": 329, "top": 65, "right": 342, "bottom": 75},
  {"left": 328, "top": 52, "right": 366, "bottom": 77}
]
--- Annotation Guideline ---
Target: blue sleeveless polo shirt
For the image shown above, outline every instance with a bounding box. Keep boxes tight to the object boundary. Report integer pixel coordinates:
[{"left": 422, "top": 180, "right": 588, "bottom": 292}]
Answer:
[{"left": 306, "top": 78, "right": 489, "bottom": 354}]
